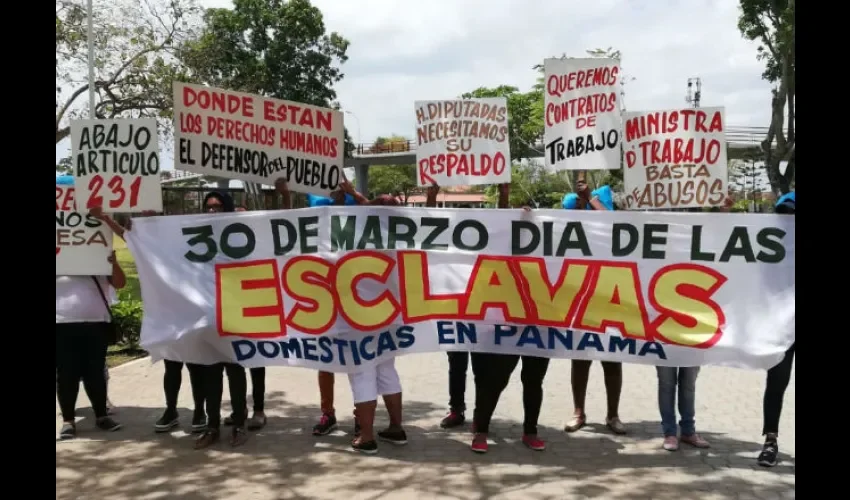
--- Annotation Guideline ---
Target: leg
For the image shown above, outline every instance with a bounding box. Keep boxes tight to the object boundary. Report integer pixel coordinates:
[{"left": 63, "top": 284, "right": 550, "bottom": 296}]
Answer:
[
  {"left": 196, "top": 363, "right": 224, "bottom": 449},
  {"left": 186, "top": 363, "right": 208, "bottom": 432},
  {"left": 247, "top": 367, "right": 267, "bottom": 430},
  {"left": 472, "top": 353, "right": 519, "bottom": 435},
  {"left": 348, "top": 365, "right": 379, "bottom": 450},
  {"left": 656, "top": 367, "right": 678, "bottom": 440},
  {"left": 377, "top": 359, "right": 405, "bottom": 439},
  {"left": 79, "top": 323, "right": 110, "bottom": 420},
  {"left": 442, "top": 351, "right": 469, "bottom": 428},
  {"left": 763, "top": 343, "right": 795, "bottom": 437},
  {"left": 520, "top": 356, "right": 550, "bottom": 436},
  {"left": 565, "top": 360, "right": 592, "bottom": 431},
  {"left": 677, "top": 367, "right": 709, "bottom": 448},
  {"left": 56, "top": 324, "right": 83, "bottom": 433},
  {"left": 104, "top": 362, "right": 113, "bottom": 411},
  {"left": 224, "top": 364, "right": 248, "bottom": 426},
  {"left": 155, "top": 360, "right": 183, "bottom": 432},
  {"left": 601, "top": 361, "right": 626, "bottom": 433},
  {"left": 313, "top": 371, "right": 338, "bottom": 435}
]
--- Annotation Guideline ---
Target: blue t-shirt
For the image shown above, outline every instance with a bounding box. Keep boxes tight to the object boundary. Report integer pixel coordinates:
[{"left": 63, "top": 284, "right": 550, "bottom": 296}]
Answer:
[
  {"left": 562, "top": 185, "right": 615, "bottom": 211},
  {"left": 56, "top": 175, "right": 74, "bottom": 186},
  {"left": 775, "top": 191, "right": 795, "bottom": 209},
  {"left": 306, "top": 193, "right": 356, "bottom": 207}
]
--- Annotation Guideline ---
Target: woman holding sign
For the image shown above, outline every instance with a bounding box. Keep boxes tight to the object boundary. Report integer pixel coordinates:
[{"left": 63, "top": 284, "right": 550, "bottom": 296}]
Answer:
[
  {"left": 561, "top": 181, "right": 629, "bottom": 436},
  {"left": 56, "top": 246, "right": 126, "bottom": 439}
]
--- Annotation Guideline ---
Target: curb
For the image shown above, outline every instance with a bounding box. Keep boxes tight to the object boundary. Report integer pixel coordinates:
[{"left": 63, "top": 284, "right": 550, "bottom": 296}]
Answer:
[{"left": 109, "top": 355, "right": 152, "bottom": 372}]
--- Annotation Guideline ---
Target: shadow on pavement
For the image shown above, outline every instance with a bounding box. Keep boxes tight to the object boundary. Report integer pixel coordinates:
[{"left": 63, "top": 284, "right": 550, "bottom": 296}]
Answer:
[{"left": 57, "top": 391, "right": 795, "bottom": 500}]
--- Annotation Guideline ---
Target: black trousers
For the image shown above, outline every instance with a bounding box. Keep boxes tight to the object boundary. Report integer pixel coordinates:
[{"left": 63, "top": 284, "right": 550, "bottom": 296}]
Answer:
[
  {"left": 163, "top": 360, "right": 206, "bottom": 413},
  {"left": 250, "top": 367, "right": 265, "bottom": 412},
  {"left": 205, "top": 363, "right": 247, "bottom": 429},
  {"left": 472, "top": 353, "right": 550, "bottom": 435},
  {"left": 447, "top": 352, "right": 469, "bottom": 412},
  {"left": 56, "top": 323, "right": 109, "bottom": 421},
  {"left": 763, "top": 342, "right": 795, "bottom": 435}
]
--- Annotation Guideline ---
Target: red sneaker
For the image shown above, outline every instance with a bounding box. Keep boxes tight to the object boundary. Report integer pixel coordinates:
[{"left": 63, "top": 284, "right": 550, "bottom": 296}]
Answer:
[
  {"left": 470, "top": 434, "right": 489, "bottom": 454},
  {"left": 522, "top": 434, "right": 546, "bottom": 451}
]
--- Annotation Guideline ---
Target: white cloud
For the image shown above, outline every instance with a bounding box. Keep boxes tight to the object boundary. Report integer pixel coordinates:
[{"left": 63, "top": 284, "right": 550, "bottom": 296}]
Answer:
[{"left": 58, "top": 0, "right": 775, "bottom": 166}]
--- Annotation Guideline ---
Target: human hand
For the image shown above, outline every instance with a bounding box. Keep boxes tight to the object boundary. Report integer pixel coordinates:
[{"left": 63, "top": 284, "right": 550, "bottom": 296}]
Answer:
[
  {"left": 274, "top": 178, "right": 289, "bottom": 195},
  {"left": 339, "top": 179, "right": 356, "bottom": 195},
  {"left": 107, "top": 251, "right": 116, "bottom": 264},
  {"left": 89, "top": 206, "right": 104, "bottom": 219},
  {"left": 426, "top": 184, "right": 440, "bottom": 197}
]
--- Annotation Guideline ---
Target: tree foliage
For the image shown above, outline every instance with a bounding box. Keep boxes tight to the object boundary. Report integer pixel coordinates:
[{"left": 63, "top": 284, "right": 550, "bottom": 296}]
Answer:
[
  {"left": 460, "top": 86, "right": 542, "bottom": 162},
  {"left": 56, "top": 0, "right": 201, "bottom": 144},
  {"left": 179, "top": 0, "right": 353, "bottom": 159},
  {"left": 367, "top": 136, "right": 418, "bottom": 202},
  {"left": 738, "top": 0, "right": 795, "bottom": 194},
  {"left": 484, "top": 162, "right": 572, "bottom": 208}
]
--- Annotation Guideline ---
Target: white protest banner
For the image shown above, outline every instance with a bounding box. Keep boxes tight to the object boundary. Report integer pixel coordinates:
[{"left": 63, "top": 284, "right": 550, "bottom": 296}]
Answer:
[
  {"left": 623, "top": 107, "right": 728, "bottom": 210},
  {"left": 69, "top": 119, "right": 162, "bottom": 212},
  {"left": 543, "top": 58, "right": 622, "bottom": 171},
  {"left": 173, "top": 82, "right": 345, "bottom": 196},
  {"left": 127, "top": 207, "right": 795, "bottom": 373},
  {"left": 56, "top": 184, "right": 113, "bottom": 275},
  {"left": 414, "top": 98, "right": 511, "bottom": 187}
]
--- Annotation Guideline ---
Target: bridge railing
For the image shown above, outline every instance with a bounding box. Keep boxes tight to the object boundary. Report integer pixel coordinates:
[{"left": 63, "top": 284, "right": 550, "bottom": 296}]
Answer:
[{"left": 351, "top": 126, "right": 778, "bottom": 156}]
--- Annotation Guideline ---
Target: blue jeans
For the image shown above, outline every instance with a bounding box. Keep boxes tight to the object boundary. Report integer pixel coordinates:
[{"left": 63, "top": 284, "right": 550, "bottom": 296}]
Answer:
[{"left": 656, "top": 367, "right": 700, "bottom": 437}]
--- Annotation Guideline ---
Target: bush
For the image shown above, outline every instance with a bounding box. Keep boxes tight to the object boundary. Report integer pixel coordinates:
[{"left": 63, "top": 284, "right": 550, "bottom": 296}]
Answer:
[{"left": 112, "top": 289, "right": 143, "bottom": 348}]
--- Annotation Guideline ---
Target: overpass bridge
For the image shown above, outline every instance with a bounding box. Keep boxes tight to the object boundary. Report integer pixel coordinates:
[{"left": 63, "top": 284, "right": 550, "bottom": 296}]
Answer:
[{"left": 344, "top": 125, "right": 771, "bottom": 193}]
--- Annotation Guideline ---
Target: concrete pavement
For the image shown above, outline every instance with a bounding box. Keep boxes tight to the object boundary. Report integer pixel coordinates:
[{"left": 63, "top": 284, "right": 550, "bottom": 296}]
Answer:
[{"left": 56, "top": 353, "right": 795, "bottom": 500}]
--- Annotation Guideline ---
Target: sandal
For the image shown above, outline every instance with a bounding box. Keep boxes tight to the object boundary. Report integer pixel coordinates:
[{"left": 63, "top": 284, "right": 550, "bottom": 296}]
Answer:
[{"left": 564, "top": 414, "right": 586, "bottom": 433}]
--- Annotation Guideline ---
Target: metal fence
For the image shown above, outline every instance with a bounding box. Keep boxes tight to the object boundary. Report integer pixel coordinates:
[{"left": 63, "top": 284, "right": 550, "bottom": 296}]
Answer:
[{"left": 160, "top": 186, "right": 309, "bottom": 215}]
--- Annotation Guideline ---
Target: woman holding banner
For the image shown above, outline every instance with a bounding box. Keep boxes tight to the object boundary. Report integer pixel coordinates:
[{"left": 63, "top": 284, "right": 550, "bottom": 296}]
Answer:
[
  {"left": 469, "top": 183, "right": 550, "bottom": 454},
  {"left": 561, "top": 181, "right": 628, "bottom": 436}
]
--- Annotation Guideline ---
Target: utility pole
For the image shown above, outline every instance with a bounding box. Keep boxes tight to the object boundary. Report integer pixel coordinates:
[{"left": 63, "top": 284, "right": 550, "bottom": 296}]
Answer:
[{"left": 685, "top": 77, "right": 702, "bottom": 108}]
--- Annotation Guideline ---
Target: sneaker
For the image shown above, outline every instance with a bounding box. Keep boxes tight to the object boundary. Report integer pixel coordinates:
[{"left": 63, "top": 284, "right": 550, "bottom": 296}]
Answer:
[
  {"left": 758, "top": 439, "right": 779, "bottom": 467},
  {"left": 154, "top": 410, "right": 179, "bottom": 433},
  {"left": 59, "top": 422, "right": 76, "bottom": 440},
  {"left": 470, "top": 434, "right": 489, "bottom": 454},
  {"left": 195, "top": 429, "right": 220, "bottom": 449},
  {"left": 312, "top": 413, "right": 338, "bottom": 436},
  {"left": 681, "top": 433, "right": 710, "bottom": 449},
  {"left": 440, "top": 411, "right": 466, "bottom": 429},
  {"left": 377, "top": 427, "right": 408, "bottom": 445},
  {"left": 662, "top": 435, "right": 679, "bottom": 451},
  {"left": 230, "top": 427, "right": 249, "bottom": 447},
  {"left": 351, "top": 439, "right": 378, "bottom": 455},
  {"left": 191, "top": 410, "right": 207, "bottom": 434},
  {"left": 522, "top": 434, "right": 546, "bottom": 451},
  {"left": 95, "top": 416, "right": 123, "bottom": 432}
]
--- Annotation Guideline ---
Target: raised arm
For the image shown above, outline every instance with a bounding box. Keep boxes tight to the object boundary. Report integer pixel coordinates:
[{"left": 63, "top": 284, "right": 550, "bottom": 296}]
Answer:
[
  {"left": 497, "top": 183, "right": 510, "bottom": 209},
  {"left": 340, "top": 179, "right": 371, "bottom": 205},
  {"left": 107, "top": 251, "right": 126, "bottom": 289},
  {"left": 274, "top": 178, "right": 292, "bottom": 209},
  {"left": 425, "top": 184, "right": 439, "bottom": 208}
]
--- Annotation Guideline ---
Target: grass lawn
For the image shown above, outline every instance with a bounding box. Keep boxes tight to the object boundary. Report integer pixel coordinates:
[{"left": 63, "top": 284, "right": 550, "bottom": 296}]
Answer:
[{"left": 110, "top": 235, "right": 147, "bottom": 366}]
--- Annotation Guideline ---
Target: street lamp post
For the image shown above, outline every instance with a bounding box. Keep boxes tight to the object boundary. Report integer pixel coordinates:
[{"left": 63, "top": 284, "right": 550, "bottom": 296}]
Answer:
[{"left": 344, "top": 110, "right": 361, "bottom": 151}]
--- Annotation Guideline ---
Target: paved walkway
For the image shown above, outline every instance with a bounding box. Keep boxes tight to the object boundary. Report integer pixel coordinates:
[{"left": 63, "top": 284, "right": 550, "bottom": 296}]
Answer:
[{"left": 56, "top": 354, "right": 794, "bottom": 500}]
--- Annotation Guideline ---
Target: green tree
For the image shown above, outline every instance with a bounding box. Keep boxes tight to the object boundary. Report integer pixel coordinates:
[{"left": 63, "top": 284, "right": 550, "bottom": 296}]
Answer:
[
  {"left": 179, "top": 0, "right": 353, "bottom": 158},
  {"left": 367, "top": 136, "right": 418, "bottom": 202},
  {"left": 55, "top": 0, "right": 200, "bottom": 144},
  {"left": 56, "top": 157, "right": 73, "bottom": 175},
  {"left": 484, "top": 162, "right": 572, "bottom": 208},
  {"left": 738, "top": 0, "right": 795, "bottom": 194}
]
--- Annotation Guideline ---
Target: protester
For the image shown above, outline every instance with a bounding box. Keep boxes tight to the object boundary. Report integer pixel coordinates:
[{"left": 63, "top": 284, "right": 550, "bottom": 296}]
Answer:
[
  {"left": 656, "top": 365, "right": 709, "bottom": 450},
  {"left": 560, "top": 181, "right": 627, "bottom": 435},
  {"left": 470, "top": 183, "right": 550, "bottom": 453},
  {"left": 758, "top": 191, "right": 796, "bottom": 467},
  {"left": 308, "top": 184, "right": 359, "bottom": 436},
  {"left": 56, "top": 207, "right": 126, "bottom": 438},
  {"left": 194, "top": 191, "right": 250, "bottom": 449}
]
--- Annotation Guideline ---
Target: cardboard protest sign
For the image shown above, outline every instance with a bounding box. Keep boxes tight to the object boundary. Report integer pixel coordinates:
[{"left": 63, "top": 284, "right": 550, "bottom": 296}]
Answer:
[
  {"left": 70, "top": 119, "right": 162, "bottom": 212},
  {"left": 173, "top": 82, "right": 345, "bottom": 196},
  {"left": 56, "top": 184, "right": 113, "bottom": 275},
  {"left": 414, "top": 98, "right": 511, "bottom": 187},
  {"left": 543, "top": 58, "right": 622, "bottom": 171},
  {"left": 622, "top": 107, "right": 728, "bottom": 210}
]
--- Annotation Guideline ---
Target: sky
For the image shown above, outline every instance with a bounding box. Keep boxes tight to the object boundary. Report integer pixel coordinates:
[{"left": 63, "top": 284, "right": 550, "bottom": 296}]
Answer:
[{"left": 57, "top": 0, "right": 774, "bottom": 170}]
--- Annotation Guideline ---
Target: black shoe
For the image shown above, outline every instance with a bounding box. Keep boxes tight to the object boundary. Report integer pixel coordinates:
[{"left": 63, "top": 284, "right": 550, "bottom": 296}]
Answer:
[
  {"left": 155, "top": 410, "right": 179, "bottom": 433},
  {"left": 377, "top": 427, "right": 408, "bottom": 445},
  {"left": 59, "top": 422, "right": 76, "bottom": 440},
  {"left": 96, "top": 416, "right": 123, "bottom": 432},
  {"left": 440, "top": 411, "right": 466, "bottom": 429},
  {"left": 224, "top": 406, "right": 248, "bottom": 426},
  {"left": 195, "top": 428, "right": 220, "bottom": 449},
  {"left": 758, "top": 439, "right": 779, "bottom": 467},
  {"left": 191, "top": 410, "right": 207, "bottom": 434},
  {"left": 312, "top": 413, "right": 338, "bottom": 436},
  {"left": 351, "top": 439, "right": 378, "bottom": 455}
]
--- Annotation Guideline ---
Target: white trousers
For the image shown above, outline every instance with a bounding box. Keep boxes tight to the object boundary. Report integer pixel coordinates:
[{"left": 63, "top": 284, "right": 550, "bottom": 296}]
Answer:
[{"left": 347, "top": 358, "right": 402, "bottom": 404}]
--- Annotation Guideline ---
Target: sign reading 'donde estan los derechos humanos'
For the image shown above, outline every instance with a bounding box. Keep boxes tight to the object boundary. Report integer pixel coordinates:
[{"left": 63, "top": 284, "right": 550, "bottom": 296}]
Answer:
[{"left": 173, "top": 82, "right": 345, "bottom": 196}]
